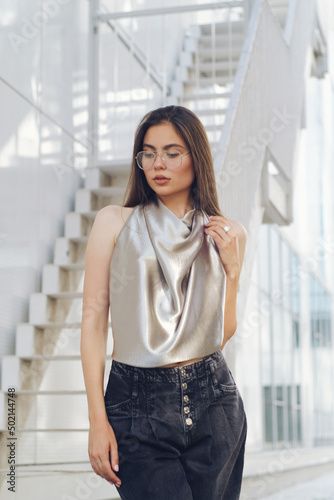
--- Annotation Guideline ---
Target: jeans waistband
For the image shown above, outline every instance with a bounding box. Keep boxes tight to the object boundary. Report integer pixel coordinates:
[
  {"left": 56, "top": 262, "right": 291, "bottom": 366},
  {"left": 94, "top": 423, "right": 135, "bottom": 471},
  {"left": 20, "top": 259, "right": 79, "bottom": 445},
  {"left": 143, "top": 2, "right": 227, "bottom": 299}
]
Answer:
[{"left": 110, "top": 349, "right": 224, "bottom": 382}]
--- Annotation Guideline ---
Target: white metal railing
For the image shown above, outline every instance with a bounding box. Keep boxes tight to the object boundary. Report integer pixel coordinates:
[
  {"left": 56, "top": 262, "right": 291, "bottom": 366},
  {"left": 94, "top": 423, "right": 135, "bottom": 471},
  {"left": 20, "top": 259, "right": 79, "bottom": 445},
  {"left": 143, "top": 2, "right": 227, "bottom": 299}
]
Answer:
[{"left": 88, "top": 0, "right": 250, "bottom": 165}]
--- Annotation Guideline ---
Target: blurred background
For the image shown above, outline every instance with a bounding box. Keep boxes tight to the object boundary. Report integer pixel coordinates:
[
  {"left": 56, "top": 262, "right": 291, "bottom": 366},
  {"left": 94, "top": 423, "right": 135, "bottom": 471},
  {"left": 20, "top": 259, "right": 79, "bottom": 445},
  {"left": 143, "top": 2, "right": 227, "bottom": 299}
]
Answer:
[{"left": 0, "top": 1, "right": 333, "bottom": 499}]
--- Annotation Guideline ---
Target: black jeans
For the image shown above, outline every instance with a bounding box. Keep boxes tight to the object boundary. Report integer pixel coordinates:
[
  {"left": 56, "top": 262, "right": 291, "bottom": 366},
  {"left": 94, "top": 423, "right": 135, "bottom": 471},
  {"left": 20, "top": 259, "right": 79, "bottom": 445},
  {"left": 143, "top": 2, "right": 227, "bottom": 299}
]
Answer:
[{"left": 104, "top": 349, "right": 247, "bottom": 499}]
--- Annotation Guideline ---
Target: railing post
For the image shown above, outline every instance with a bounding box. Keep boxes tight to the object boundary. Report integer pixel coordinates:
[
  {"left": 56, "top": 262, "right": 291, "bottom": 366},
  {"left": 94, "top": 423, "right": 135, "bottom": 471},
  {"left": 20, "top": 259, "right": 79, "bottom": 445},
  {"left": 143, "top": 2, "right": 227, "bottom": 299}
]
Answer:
[
  {"left": 88, "top": 0, "right": 100, "bottom": 168},
  {"left": 243, "top": 0, "right": 254, "bottom": 25}
]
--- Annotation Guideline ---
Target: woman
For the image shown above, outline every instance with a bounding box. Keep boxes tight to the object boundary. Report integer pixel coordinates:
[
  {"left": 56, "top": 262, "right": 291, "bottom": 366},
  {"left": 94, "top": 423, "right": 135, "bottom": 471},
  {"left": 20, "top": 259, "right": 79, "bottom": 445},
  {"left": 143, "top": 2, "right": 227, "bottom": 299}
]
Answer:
[{"left": 81, "top": 105, "right": 247, "bottom": 499}]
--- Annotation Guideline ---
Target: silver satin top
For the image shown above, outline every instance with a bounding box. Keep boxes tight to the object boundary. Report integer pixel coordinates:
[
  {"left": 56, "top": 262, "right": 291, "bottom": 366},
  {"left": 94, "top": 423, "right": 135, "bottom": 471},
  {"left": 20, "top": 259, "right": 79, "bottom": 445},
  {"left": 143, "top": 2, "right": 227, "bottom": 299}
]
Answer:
[{"left": 109, "top": 196, "right": 226, "bottom": 367}]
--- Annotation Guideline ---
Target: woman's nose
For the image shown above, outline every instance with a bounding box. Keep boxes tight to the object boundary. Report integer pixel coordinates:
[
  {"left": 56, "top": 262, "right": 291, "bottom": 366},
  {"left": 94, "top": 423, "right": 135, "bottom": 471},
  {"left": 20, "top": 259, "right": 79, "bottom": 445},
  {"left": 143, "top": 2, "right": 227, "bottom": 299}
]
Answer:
[{"left": 154, "top": 153, "right": 164, "bottom": 167}]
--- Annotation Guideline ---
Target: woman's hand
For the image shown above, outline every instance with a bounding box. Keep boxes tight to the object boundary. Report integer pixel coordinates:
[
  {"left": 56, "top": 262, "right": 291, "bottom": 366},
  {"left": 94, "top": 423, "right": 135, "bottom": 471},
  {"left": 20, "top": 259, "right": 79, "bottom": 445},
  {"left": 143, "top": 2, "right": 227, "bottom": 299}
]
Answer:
[
  {"left": 204, "top": 216, "right": 241, "bottom": 279},
  {"left": 88, "top": 417, "right": 122, "bottom": 488}
]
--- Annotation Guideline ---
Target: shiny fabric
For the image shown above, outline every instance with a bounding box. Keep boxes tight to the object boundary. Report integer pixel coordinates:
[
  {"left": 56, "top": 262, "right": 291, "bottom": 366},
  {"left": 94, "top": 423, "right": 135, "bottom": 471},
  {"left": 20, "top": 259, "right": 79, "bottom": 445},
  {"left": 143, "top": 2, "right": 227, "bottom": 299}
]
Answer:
[
  {"left": 109, "top": 196, "right": 226, "bottom": 367},
  {"left": 104, "top": 349, "right": 247, "bottom": 499}
]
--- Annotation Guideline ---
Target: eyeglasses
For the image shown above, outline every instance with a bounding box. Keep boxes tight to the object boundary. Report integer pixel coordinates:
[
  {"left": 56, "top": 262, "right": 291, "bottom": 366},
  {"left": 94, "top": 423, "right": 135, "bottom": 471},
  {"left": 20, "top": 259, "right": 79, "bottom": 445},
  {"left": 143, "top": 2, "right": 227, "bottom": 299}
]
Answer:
[{"left": 135, "top": 150, "right": 191, "bottom": 171}]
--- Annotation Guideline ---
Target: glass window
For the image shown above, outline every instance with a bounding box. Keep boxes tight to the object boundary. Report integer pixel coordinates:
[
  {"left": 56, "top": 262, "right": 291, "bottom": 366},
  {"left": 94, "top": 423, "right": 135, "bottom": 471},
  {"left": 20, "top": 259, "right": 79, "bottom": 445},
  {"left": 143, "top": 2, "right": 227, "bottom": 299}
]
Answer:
[
  {"left": 276, "top": 386, "right": 283, "bottom": 401},
  {"left": 259, "top": 224, "right": 270, "bottom": 293},
  {"left": 293, "top": 318, "right": 300, "bottom": 348},
  {"left": 277, "top": 405, "right": 284, "bottom": 442},
  {"left": 281, "top": 243, "right": 291, "bottom": 310},
  {"left": 297, "top": 409, "right": 302, "bottom": 442},
  {"left": 270, "top": 228, "right": 281, "bottom": 295},
  {"left": 263, "top": 384, "right": 302, "bottom": 446},
  {"left": 291, "top": 251, "right": 300, "bottom": 317},
  {"left": 264, "top": 387, "right": 273, "bottom": 443},
  {"left": 310, "top": 274, "right": 332, "bottom": 348},
  {"left": 296, "top": 385, "right": 301, "bottom": 405}
]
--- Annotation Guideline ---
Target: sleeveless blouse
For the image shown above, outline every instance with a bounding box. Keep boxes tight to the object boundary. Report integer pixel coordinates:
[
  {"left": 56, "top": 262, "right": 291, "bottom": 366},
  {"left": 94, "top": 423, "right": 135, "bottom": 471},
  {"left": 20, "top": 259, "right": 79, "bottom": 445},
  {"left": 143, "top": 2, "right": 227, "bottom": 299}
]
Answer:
[{"left": 109, "top": 196, "right": 226, "bottom": 367}]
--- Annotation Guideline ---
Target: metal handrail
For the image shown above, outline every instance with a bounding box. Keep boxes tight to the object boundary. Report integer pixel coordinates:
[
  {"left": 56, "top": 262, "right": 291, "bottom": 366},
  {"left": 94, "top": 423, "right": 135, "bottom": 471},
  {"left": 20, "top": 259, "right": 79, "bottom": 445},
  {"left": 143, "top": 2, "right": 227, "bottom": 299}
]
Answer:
[
  {"left": 96, "top": 1, "right": 245, "bottom": 20},
  {"left": 100, "top": 14, "right": 164, "bottom": 91}
]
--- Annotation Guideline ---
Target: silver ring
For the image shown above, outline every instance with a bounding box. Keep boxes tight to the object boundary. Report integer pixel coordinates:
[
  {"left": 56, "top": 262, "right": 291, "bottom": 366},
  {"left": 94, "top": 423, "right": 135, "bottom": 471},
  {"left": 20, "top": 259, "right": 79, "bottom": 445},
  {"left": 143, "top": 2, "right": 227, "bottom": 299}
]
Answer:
[{"left": 223, "top": 225, "right": 231, "bottom": 233}]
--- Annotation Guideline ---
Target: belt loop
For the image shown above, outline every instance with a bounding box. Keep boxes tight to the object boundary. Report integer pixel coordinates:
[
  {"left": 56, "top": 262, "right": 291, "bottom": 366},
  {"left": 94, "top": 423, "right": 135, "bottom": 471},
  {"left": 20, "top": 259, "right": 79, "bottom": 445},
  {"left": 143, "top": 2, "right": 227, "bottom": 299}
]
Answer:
[
  {"left": 132, "top": 368, "right": 139, "bottom": 399},
  {"left": 208, "top": 360, "right": 218, "bottom": 387},
  {"left": 132, "top": 368, "right": 139, "bottom": 418}
]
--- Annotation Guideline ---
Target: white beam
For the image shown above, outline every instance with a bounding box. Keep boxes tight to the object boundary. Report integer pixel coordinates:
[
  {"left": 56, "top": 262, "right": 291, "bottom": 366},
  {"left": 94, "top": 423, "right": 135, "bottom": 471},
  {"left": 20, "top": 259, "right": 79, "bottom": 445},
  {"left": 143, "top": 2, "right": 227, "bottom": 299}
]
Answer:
[{"left": 97, "top": 2, "right": 245, "bottom": 21}]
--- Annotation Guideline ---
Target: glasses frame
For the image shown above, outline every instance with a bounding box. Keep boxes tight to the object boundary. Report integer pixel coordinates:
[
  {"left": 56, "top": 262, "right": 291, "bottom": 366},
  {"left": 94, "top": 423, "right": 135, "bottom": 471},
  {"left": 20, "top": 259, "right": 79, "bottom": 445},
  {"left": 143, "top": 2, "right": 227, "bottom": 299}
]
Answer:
[{"left": 135, "top": 150, "right": 191, "bottom": 171}]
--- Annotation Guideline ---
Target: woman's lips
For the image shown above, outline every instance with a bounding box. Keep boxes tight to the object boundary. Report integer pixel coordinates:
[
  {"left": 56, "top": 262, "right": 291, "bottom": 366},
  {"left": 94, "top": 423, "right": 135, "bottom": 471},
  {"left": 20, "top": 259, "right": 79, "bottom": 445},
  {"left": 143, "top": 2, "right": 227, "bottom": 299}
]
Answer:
[{"left": 153, "top": 177, "right": 171, "bottom": 184}]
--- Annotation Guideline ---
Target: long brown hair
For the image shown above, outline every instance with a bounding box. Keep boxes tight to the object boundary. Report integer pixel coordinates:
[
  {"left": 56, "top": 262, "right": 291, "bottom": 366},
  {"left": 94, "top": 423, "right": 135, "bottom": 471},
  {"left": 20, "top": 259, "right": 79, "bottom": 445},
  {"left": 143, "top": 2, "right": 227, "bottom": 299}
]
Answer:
[{"left": 122, "top": 105, "right": 224, "bottom": 217}]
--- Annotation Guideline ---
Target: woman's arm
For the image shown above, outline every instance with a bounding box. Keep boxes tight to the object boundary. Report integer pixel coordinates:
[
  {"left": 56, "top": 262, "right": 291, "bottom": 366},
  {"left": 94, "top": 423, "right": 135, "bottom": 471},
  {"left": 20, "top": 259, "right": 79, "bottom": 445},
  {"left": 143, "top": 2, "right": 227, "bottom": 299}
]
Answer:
[
  {"left": 80, "top": 205, "right": 121, "bottom": 487},
  {"left": 203, "top": 216, "right": 247, "bottom": 349},
  {"left": 221, "top": 219, "right": 247, "bottom": 348}
]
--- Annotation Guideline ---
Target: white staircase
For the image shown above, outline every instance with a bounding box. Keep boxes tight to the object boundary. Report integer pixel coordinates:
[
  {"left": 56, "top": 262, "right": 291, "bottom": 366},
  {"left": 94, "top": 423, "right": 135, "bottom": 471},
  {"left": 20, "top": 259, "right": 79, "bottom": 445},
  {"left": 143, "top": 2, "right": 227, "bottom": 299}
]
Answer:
[
  {"left": 0, "top": 1, "right": 324, "bottom": 498},
  {"left": 172, "top": 20, "right": 246, "bottom": 154}
]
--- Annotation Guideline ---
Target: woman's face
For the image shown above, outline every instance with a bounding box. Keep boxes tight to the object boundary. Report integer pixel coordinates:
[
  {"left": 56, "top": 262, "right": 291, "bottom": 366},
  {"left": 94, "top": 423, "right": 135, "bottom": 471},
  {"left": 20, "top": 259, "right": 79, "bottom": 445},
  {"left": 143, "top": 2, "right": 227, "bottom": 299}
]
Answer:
[{"left": 141, "top": 122, "right": 195, "bottom": 200}]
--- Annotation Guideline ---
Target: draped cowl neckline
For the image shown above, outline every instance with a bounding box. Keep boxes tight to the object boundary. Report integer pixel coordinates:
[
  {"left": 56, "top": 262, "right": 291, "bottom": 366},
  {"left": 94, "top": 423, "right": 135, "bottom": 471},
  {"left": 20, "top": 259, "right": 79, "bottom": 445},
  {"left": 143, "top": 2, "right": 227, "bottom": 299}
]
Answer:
[
  {"left": 143, "top": 197, "right": 205, "bottom": 288},
  {"left": 109, "top": 195, "right": 226, "bottom": 367}
]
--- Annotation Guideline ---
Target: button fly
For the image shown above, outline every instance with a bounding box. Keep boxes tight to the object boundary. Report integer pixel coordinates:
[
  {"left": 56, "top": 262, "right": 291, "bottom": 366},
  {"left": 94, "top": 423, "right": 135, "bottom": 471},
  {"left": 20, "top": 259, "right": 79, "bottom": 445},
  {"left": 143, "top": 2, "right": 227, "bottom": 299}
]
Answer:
[
  {"left": 183, "top": 395, "right": 189, "bottom": 403},
  {"left": 182, "top": 382, "right": 187, "bottom": 390},
  {"left": 184, "top": 406, "right": 190, "bottom": 414},
  {"left": 186, "top": 418, "right": 193, "bottom": 426}
]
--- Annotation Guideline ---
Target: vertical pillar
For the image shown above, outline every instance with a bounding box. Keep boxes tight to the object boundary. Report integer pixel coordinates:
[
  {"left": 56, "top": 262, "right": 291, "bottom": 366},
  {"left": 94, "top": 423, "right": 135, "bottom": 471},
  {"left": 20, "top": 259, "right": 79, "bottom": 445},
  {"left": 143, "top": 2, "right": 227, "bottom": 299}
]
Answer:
[{"left": 88, "top": 0, "right": 100, "bottom": 168}]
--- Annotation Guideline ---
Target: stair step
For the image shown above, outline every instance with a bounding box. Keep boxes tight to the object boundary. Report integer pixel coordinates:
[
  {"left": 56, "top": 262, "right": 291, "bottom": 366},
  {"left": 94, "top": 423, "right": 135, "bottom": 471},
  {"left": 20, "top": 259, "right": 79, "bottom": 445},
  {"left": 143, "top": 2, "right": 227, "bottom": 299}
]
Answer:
[
  {"left": 85, "top": 166, "right": 130, "bottom": 189},
  {"left": 61, "top": 214, "right": 94, "bottom": 240},
  {"left": 75, "top": 187, "right": 125, "bottom": 212},
  {"left": 54, "top": 237, "right": 88, "bottom": 264},
  {"left": 181, "top": 90, "right": 232, "bottom": 100},
  {"left": 28, "top": 321, "right": 93, "bottom": 329},
  {"left": 95, "top": 159, "right": 132, "bottom": 173},
  {"left": 195, "top": 108, "right": 227, "bottom": 116},
  {"left": 200, "top": 20, "right": 246, "bottom": 36},
  {"left": 268, "top": 0, "right": 289, "bottom": 6},
  {"left": 86, "top": 186, "right": 125, "bottom": 196},
  {"left": 17, "top": 354, "right": 82, "bottom": 361},
  {"left": 189, "top": 60, "right": 239, "bottom": 74},
  {"left": 42, "top": 264, "right": 84, "bottom": 295},
  {"left": 197, "top": 50, "right": 242, "bottom": 65},
  {"left": 14, "top": 427, "right": 89, "bottom": 432},
  {"left": 28, "top": 292, "right": 83, "bottom": 325},
  {"left": 205, "top": 123, "right": 226, "bottom": 132},
  {"left": 9, "top": 390, "right": 87, "bottom": 395},
  {"left": 43, "top": 291, "right": 83, "bottom": 299},
  {"left": 198, "top": 46, "right": 242, "bottom": 60},
  {"left": 58, "top": 262, "right": 85, "bottom": 270},
  {"left": 184, "top": 75, "right": 236, "bottom": 87},
  {"left": 77, "top": 210, "right": 98, "bottom": 218},
  {"left": 199, "top": 33, "right": 245, "bottom": 45}
]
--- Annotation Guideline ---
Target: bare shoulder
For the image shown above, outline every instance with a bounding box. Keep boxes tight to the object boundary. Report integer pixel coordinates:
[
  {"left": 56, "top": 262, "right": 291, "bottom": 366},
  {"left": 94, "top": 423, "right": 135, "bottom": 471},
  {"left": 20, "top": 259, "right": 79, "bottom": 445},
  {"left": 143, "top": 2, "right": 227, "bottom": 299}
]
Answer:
[
  {"left": 226, "top": 218, "right": 247, "bottom": 242},
  {"left": 225, "top": 218, "right": 247, "bottom": 273},
  {"left": 96, "top": 205, "right": 135, "bottom": 245}
]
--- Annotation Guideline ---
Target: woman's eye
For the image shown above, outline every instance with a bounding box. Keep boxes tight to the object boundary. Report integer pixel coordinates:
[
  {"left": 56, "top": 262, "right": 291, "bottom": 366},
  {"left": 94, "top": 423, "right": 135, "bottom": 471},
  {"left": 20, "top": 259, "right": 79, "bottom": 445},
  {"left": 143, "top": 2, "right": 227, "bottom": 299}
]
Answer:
[
  {"left": 166, "top": 153, "right": 178, "bottom": 159},
  {"left": 144, "top": 152, "right": 154, "bottom": 159}
]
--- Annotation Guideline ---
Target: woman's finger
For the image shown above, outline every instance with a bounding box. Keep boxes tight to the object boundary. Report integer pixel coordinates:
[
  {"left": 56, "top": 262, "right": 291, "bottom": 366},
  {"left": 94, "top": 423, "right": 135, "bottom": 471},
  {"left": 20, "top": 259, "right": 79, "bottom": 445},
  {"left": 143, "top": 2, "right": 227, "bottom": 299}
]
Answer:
[{"left": 205, "top": 224, "right": 229, "bottom": 241}]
